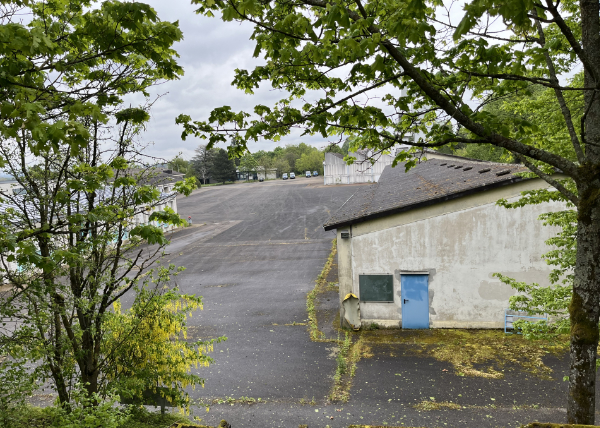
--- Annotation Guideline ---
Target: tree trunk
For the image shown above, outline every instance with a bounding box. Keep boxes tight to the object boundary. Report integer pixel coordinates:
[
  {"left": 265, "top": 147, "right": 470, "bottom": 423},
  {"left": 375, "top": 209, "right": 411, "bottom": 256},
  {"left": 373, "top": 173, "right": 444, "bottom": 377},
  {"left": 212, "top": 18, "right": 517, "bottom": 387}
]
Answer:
[
  {"left": 567, "top": 185, "right": 600, "bottom": 424},
  {"left": 80, "top": 327, "right": 100, "bottom": 400}
]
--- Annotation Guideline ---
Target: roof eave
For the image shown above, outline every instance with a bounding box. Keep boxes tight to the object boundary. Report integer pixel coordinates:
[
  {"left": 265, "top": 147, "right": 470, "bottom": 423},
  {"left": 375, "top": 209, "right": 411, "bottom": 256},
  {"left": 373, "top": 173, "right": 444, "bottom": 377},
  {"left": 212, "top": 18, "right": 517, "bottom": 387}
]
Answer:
[{"left": 323, "top": 176, "right": 527, "bottom": 231}]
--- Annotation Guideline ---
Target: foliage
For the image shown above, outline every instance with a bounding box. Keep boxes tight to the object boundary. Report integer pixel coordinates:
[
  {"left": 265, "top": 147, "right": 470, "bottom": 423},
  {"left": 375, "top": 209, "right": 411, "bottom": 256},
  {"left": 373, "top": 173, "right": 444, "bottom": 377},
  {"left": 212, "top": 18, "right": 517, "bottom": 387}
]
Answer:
[
  {"left": 324, "top": 143, "right": 346, "bottom": 156},
  {"left": 495, "top": 195, "right": 577, "bottom": 339},
  {"left": 0, "top": 404, "right": 200, "bottom": 428},
  {"left": 296, "top": 150, "right": 325, "bottom": 174},
  {"left": 273, "top": 157, "right": 291, "bottom": 178},
  {"left": 0, "top": 358, "right": 37, "bottom": 427},
  {"left": 105, "top": 265, "right": 226, "bottom": 409},
  {"left": 168, "top": 158, "right": 194, "bottom": 178},
  {"left": 210, "top": 148, "right": 237, "bottom": 183},
  {"left": 122, "top": 406, "right": 202, "bottom": 428},
  {"left": 487, "top": 81, "right": 582, "bottom": 339},
  {"left": 44, "top": 385, "right": 130, "bottom": 428},
  {"left": 239, "top": 153, "right": 258, "bottom": 175},
  {"left": 255, "top": 154, "right": 274, "bottom": 178},
  {"left": 0, "top": 0, "right": 183, "bottom": 163},
  {"left": 174, "top": 177, "right": 200, "bottom": 197},
  {"left": 191, "top": 145, "right": 217, "bottom": 184},
  {"left": 454, "top": 144, "right": 512, "bottom": 163}
]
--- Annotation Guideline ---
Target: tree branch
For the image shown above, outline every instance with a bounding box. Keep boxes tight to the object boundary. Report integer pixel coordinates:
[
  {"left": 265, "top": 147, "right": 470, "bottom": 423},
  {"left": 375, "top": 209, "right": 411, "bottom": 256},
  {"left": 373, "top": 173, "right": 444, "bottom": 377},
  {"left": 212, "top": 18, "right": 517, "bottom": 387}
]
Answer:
[
  {"left": 532, "top": 8, "right": 585, "bottom": 163},
  {"left": 513, "top": 153, "right": 579, "bottom": 205}
]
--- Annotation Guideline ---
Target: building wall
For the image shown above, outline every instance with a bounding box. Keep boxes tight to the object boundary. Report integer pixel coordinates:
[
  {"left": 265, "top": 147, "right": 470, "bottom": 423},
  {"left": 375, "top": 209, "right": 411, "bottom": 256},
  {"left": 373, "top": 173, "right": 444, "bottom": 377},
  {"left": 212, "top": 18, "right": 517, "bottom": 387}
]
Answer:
[
  {"left": 257, "top": 168, "right": 277, "bottom": 180},
  {"left": 337, "top": 179, "right": 568, "bottom": 328},
  {"left": 324, "top": 152, "right": 394, "bottom": 185},
  {"left": 0, "top": 180, "right": 23, "bottom": 195}
]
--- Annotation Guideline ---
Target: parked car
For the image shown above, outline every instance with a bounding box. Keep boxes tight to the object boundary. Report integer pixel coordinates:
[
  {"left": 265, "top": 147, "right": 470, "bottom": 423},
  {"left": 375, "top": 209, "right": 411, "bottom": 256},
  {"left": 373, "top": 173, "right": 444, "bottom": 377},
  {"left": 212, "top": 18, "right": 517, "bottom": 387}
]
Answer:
[
  {"left": 258, "top": 177, "right": 264, "bottom": 182},
  {"left": 282, "top": 173, "right": 288, "bottom": 180},
  {"left": 290, "top": 172, "right": 296, "bottom": 179},
  {"left": 312, "top": 171, "right": 319, "bottom": 176},
  {"left": 305, "top": 171, "right": 311, "bottom": 178}
]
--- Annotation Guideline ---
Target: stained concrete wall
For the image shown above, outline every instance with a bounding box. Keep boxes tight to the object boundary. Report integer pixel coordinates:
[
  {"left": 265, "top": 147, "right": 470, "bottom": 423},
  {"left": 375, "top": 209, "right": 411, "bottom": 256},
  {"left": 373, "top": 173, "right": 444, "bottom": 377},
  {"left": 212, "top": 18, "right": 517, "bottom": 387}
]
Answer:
[
  {"left": 324, "top": 151, "right": 394, "bottom": 185},
  {"left": 337, "top": 178, "right": 568, "bottom": 328}
]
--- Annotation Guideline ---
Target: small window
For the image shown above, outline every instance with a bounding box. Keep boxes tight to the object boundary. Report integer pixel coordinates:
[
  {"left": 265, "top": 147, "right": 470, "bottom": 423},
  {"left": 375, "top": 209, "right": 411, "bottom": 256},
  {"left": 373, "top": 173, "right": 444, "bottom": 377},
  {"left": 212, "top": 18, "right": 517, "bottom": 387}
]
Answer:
[{"left": 359, "top": 274, "right": 394, "bottom": 302}]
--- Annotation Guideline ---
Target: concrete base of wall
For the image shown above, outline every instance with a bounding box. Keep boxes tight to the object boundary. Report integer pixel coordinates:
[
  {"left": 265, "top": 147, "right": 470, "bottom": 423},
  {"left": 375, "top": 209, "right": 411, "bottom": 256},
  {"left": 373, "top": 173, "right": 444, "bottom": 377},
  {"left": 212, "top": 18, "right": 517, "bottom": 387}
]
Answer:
[
  {"left": 361, "top": 319, "right": 400, "bottom": 328},
  {"left": 431, "top": 321, "right": 504, "bottom": 329},
  {"left": 361, "top": 319, "right": 504, "bottom": 329}
]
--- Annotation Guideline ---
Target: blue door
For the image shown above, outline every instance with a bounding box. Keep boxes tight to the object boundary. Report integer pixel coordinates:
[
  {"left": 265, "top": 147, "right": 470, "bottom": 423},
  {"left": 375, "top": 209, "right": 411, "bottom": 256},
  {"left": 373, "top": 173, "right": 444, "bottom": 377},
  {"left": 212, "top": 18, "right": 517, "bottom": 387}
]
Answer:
[{"left": 401, "top": 274, "right": 429, "bottom": 329}]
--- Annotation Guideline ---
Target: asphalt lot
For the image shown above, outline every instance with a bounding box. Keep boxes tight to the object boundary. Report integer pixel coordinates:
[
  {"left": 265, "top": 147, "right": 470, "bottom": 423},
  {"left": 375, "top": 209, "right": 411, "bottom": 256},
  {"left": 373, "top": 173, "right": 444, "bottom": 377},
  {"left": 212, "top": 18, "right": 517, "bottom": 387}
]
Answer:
[
  {"left": 172, "top": 179, "right": 356, "bottom": 401},
  {"left": 146, "top": 179, "right": 587, "bottom": 427}
]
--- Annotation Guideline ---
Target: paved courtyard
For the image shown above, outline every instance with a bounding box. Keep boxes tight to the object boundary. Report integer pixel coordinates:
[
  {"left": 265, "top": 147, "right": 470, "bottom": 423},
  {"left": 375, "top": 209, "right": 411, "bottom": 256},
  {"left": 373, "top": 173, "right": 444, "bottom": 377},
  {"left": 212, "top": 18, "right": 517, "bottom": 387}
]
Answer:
[
  {"left": 153, "top": 179, "right": 591, "bottom": 427},
  {"left": 172, "top": 179, "right": 357, "bottom": 402}
]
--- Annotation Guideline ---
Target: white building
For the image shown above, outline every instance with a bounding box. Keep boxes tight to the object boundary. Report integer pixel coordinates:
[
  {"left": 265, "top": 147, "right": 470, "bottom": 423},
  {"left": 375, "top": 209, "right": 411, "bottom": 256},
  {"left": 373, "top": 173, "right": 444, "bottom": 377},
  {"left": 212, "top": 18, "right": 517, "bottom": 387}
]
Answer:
[
  {"left": 324, "top": 151, "right": 394, "bottom": 185},
  {"left": 236, "top": 167, "right": 277, "bottom": 181},
  {"left": 129, "top": 168, "right": 185, "bottom": 231},
  {"left": 323, "top": 158, "right": 566, "bottom": 329}
]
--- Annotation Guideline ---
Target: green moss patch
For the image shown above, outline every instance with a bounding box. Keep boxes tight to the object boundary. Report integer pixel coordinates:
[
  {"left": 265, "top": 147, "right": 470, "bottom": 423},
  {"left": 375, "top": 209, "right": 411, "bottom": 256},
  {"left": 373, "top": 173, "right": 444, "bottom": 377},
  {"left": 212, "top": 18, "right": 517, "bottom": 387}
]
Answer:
[{"left": 359, "top": 328, "right": 568, "bottom": 379}]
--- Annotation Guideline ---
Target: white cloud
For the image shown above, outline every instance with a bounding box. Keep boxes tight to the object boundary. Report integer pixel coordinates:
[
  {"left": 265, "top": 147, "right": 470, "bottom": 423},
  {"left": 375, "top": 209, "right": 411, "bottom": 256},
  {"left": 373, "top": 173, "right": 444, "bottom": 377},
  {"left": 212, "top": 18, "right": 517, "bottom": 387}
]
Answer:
[{"left": 133, "top": 0, "right": 329, "bottom": 161}]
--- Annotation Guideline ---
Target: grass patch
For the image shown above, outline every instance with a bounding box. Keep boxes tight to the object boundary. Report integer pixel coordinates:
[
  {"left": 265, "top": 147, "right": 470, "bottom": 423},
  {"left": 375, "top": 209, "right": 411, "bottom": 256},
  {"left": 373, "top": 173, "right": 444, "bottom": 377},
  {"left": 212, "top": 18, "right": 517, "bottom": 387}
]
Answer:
[
  {"left": 306, "top": 239, "right": 371, "bottom": 402},
  {"left": 329, "top": 333, "right": 372, "bottom": 402},
  {"left": 359, "top": 328, "right": 568, "bottom": 380},
  {"left": 413, "top": 399, "right": 462, "bottom": 411},
  {"left": 306, "top": 238, "right": 337, "bottom": 342},
  {"left": 196, "top": 396, "right": 263, "bottom": 407}
]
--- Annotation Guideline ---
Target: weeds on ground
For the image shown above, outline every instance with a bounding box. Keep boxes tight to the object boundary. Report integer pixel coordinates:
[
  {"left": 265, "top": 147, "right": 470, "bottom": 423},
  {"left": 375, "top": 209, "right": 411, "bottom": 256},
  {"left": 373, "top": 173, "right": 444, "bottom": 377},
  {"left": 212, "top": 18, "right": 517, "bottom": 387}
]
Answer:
[
  {"left": 306, "top": 239, "right": 337, "bottom": 342},
  {"left": 307, "top": 239, "right": 375, "bottom": 403},
  {"left": 364, "top": 322, "right": 380, "bottom": 331},
  {"left": 196, "top": 396, "right": 262, "bottom": 407},
  {"left": 359, "top": 328, "right": 568, "bottom": 380},
  {"left": 329, "top": 332, "right": 373, "bottom": 402},
  {"left": 413, "top": 397, "right": 462, "bottom": 411}
]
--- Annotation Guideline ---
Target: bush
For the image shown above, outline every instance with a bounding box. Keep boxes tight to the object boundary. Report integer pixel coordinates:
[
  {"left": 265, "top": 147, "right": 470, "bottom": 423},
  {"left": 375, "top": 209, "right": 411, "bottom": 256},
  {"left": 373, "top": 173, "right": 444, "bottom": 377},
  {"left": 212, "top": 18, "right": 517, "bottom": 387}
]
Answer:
[{"left": 45, "top": 385, "right": 129, "bottom": 428}]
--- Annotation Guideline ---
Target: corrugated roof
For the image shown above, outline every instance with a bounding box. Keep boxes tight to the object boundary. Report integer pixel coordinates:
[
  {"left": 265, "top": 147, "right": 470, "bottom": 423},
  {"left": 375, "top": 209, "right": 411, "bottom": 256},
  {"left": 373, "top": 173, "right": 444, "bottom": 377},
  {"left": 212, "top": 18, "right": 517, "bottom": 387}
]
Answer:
[{"left": 323, "top": 159, "right": 528, "bottom": 230}]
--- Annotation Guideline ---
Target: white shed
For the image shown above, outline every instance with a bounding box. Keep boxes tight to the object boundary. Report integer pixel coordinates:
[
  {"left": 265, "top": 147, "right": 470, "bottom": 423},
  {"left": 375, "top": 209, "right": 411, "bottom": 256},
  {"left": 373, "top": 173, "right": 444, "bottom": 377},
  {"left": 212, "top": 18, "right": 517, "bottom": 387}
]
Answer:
[{"left": 323, "top": 158, "right": 566, "bottom": 329}]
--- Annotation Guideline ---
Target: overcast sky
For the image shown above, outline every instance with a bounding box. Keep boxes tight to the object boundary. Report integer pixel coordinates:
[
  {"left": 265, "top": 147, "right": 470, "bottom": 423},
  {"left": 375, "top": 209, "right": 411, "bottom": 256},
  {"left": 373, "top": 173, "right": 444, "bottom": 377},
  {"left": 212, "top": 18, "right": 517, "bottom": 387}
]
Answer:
[{"left": 135, "top": 0, "right": 328, "bottom": 161}]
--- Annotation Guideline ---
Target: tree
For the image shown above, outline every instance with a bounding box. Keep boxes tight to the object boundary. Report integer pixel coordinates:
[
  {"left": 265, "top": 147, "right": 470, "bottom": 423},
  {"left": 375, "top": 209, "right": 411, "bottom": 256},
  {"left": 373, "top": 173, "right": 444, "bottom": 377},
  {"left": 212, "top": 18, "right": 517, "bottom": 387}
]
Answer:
[
  {"left": 210, "top": 148, "right": 237, "bottom": 184},
  {"left": 239, "top": 153, "right": 259, "bottom": 179},
  {"left": 256, "top": 154, "right": 274, "bottom": 179},
  {"left": 192, "top": 144, "right": 216, "bottom": 184},
  {"left": 105, "top": 266, "right": 224, "bottom": 409},
  {"left": 273, "top": 157, "right": 291, "bottom": 178},
  {"left": 168, "top": 157, "right": 193, "bottom": 177},
  {"left": 325, "top": 143, "right": 346, "bottom": 156},
  {"left": 341, "top": 140, "right": 351, "bottom": 155},
  {"left": 0, "top": 111, "right": 203, "bottom": 407},
  {"left": 181, "top": 0, "right": 600, "bottom": 422},
  {"left": 296, "top": 149, "right": 325, "bottom": 175},
  {"left": 0, "top": 0, "right": 217, "bottom": 411},
  {"left": 0, "top": 0, "right": 182, "bottom": 165}
]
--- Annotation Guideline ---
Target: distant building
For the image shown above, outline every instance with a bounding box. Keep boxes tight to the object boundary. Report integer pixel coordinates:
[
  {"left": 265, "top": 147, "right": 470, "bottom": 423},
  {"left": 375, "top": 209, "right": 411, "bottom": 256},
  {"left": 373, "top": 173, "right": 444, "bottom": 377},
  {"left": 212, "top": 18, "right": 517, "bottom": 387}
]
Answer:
[
  {"left": 324, "top": 151, "right": 394, "bottom": 185},
  {"left": 128, "top": 168, "right": 185, "bottom": 231},
  {"left": 0, "top": 168, "right": 186, "bottom": 277},
  {"left": 236, "top": 167, "right": 277, "bottom": 181},
  {"left": 0, "top": 179, "right": 25, "bottom": 195}
]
